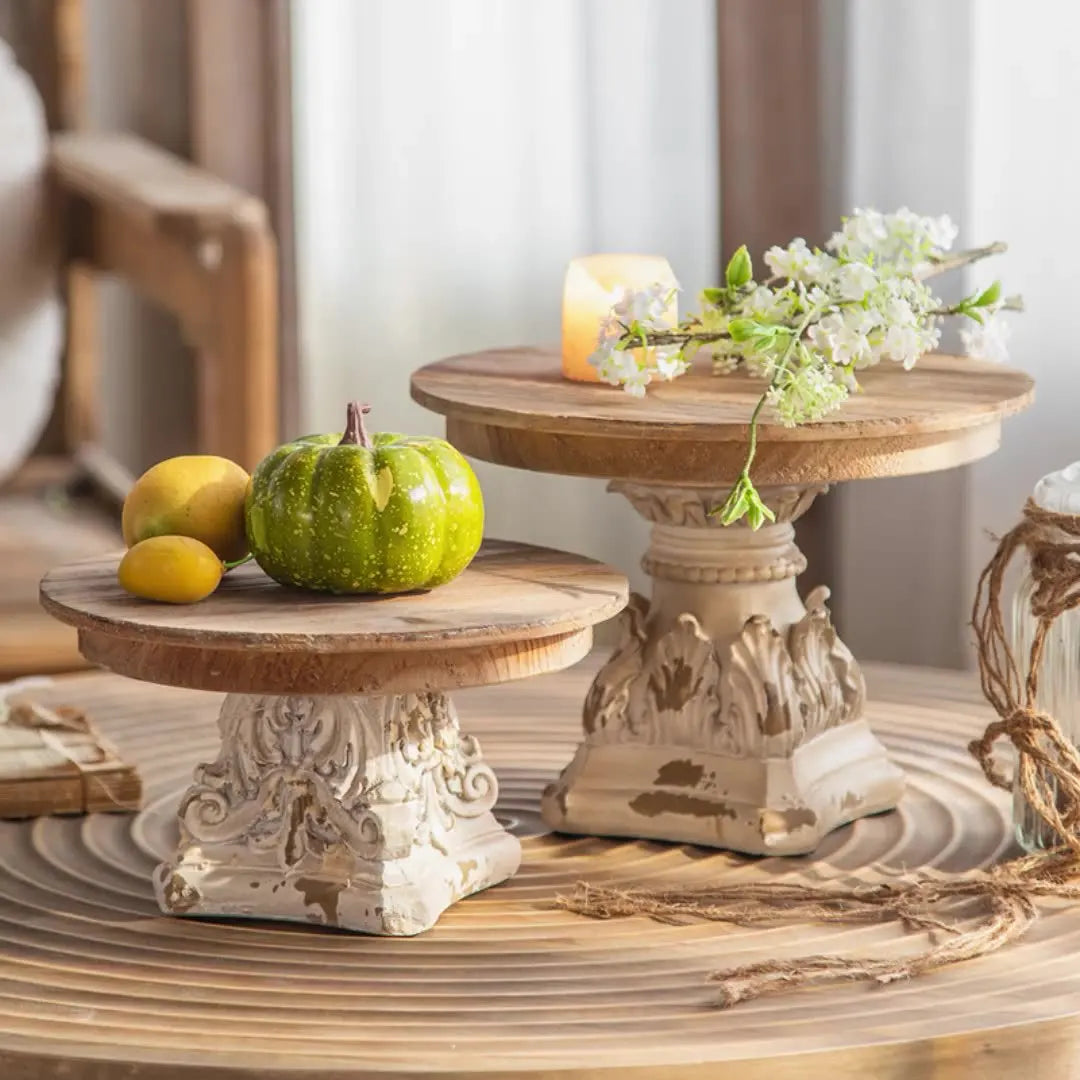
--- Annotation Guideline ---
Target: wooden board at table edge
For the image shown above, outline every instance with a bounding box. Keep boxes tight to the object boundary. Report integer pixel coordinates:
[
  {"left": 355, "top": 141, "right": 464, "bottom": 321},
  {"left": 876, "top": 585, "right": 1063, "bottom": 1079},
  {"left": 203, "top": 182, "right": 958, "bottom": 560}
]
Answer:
[{"left": 411, "top": 349, "right": 1034, "bottom": 485}]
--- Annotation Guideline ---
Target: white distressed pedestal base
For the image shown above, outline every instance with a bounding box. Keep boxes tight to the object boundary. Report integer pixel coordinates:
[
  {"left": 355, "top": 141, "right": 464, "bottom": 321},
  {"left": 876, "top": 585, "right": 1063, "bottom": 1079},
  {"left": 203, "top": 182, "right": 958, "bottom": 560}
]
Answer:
[
  {"left": 155, "top": 691, "right": 521, "bottom": 935},
  {"left": 541, "top": 483, "right": 906, "bottom": 856}
]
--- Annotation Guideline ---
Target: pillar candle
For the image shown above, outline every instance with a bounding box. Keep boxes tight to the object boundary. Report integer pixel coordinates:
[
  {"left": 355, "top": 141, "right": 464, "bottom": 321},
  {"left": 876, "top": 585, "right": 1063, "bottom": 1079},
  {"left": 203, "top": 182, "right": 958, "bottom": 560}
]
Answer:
[{"left": 561, "top": 254, "right": 678, "bottom": 382}]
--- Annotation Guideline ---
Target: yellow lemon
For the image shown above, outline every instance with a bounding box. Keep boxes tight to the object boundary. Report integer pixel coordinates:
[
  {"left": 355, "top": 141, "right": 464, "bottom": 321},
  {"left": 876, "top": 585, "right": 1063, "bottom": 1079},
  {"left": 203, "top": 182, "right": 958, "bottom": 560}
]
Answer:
[
  {"left": 122, "top": 455, "right": 250, "bottom": 562},
  {"left": 117, "top": 536, "right": 224, "bottom": 604}
]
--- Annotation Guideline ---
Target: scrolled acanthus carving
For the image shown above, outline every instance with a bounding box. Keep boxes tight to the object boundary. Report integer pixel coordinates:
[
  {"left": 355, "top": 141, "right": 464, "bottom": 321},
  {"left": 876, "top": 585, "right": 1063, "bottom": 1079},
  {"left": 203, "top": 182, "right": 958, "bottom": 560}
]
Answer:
[
  {"left": 610, "top": 481, "right": 827, "bottom": 527},
  {"left": 178, "top": 691, "right": 499, "bottom": 866},
  {"left": 583, "top": 587, "right": 864, "bottom": 758}
]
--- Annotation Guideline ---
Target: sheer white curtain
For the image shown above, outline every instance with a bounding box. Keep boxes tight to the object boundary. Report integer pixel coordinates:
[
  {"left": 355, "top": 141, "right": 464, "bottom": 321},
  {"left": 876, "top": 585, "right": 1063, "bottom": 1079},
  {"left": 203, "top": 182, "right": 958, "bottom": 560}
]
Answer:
[
  {"left": 293, "top": 0, "right": 718, "bottom": 586},
  {"left": 827, "top": 0, "right": 1080, "bottom": 668}
]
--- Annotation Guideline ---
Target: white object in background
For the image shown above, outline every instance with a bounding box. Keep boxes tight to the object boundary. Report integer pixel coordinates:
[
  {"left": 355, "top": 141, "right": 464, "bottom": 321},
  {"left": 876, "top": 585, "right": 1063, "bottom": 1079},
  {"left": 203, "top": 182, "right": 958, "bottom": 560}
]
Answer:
[
  {"left": 1033, "top": 462, "right": 1080, "bottom": 516},
  {"left": 0, "top": 40, "right": 63, "bottom": 484},
  {"left": 1011, "top": 461, "right": 1080, "bottom": 851}
]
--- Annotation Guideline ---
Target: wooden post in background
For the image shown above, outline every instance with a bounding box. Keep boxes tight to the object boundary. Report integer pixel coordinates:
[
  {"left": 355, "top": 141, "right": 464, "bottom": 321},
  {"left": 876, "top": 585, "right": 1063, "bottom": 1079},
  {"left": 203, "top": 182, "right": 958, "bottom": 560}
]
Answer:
[
  {"left": 717, "top": 0, "right": 824, "bottom": 264},
  {"left": 716, "top": 0, "right": 836, "bottom": 597},
  {"left": 187, "top": 0, "right": 297, "bottom": 441}
]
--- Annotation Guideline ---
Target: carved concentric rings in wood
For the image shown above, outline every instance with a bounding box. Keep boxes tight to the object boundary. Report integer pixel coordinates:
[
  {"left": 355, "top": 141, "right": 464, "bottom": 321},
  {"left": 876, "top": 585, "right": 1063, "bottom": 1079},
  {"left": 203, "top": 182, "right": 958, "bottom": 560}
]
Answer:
[{"left": 3, "top": 662, "right": 1079, "bottom": 1079}]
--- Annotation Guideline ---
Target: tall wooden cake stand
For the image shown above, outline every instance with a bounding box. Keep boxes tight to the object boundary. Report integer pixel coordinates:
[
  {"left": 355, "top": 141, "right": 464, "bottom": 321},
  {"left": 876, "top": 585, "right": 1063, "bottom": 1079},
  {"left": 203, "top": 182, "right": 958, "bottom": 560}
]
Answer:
[
  {"left": 412, "top": 349, "right": 1034, "bottom": 855},
  {"left": 39, "top": 540, "right": 627, "bottom": 935}
]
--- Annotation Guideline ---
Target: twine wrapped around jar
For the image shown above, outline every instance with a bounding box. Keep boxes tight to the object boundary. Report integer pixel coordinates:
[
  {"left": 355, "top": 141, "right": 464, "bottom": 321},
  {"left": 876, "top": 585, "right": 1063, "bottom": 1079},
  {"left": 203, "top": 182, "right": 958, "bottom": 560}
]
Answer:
[{"left": 558, "top": 496, "right": 1080, "bottom": 1007}]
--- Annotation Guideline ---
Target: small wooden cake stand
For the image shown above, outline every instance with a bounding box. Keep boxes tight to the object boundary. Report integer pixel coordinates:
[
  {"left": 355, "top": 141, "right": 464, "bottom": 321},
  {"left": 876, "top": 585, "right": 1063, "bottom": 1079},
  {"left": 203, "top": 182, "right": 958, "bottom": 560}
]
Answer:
[
  {"left": 412, "top": 349, "right": 1034, "bottom": 855},
  {"left": 39, "top": 540, "right": 627, "bottom": 935}
]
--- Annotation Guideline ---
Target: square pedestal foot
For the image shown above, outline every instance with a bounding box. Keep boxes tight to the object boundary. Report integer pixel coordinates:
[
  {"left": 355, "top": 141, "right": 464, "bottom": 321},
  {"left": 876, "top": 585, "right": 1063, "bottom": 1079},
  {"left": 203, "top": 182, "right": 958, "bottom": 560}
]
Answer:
[
  {"left": 541, "top": 720, "right": 904, "bottom": 856},
  {"left": 154, "top": 691, "right": 521, "bottom": 935}
]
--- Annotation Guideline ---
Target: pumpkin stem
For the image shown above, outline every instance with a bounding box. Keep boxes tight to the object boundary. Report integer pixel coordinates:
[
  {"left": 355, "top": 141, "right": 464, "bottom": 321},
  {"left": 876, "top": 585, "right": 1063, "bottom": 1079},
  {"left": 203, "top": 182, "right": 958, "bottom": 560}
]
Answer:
[{"left": 340, "top": 402, "right": 373, "bottom": 448}]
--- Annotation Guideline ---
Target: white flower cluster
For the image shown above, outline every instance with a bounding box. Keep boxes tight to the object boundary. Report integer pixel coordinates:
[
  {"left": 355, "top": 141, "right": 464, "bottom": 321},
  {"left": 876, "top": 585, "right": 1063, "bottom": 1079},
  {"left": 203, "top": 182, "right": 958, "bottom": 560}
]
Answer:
[
  {"left": 591, "top": 282, "right": 686, "bottom": 397},
  {"left": 759, "top": 208, "right": 958, "bottom": 285},
  {"left": 589, "top": 207, "right": 1008, "bottom": 427},
  {"left": 766, "top": 363, "right": 848, "bottom": 426},
  {"left": 960, "top": 315, "right": 1011, "bottom": 364},
  {"left": 804, "top": 273, "right": 942, "bottom": 378},
  {"left": 826, "top": 206, "right": 959, "bottom": 272}
]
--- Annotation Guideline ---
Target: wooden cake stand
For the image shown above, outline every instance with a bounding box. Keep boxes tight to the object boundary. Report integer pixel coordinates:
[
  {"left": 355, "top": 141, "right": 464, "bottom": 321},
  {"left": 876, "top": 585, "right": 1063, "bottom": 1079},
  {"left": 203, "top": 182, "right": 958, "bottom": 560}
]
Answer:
[
  {"left": 412, "top": 349, "right": 1034, "bottom": 855},
  {"left": 39, "top": 540, "right": 627, "bottom": 935}
]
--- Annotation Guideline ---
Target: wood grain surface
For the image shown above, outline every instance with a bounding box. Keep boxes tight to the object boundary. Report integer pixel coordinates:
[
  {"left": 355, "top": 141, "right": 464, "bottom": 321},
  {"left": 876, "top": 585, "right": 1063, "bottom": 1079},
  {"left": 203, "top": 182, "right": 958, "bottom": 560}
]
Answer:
[
  {"left": 39, "top": 540, "right": 628, "bottom": 694},
  {"left": 1, "top": 659, "right": 1077, "bottom": 1079},
  {"left": 410, "top": 348, "right": 1034, "bottom": 485}
]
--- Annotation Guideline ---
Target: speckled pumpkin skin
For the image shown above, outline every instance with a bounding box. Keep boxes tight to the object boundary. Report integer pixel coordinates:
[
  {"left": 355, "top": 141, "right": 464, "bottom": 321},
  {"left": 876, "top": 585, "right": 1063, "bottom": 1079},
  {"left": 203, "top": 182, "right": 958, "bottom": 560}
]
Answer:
[{"left": 245, "top": 431, "right": 484, "bottom": 594}]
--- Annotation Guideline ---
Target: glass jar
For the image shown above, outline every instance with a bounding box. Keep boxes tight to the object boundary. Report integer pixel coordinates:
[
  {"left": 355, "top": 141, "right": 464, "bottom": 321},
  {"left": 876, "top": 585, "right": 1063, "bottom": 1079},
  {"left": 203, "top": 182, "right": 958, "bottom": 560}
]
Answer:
[{"left": 1010, "top": 463, "right": 1080, "bottom": 851}]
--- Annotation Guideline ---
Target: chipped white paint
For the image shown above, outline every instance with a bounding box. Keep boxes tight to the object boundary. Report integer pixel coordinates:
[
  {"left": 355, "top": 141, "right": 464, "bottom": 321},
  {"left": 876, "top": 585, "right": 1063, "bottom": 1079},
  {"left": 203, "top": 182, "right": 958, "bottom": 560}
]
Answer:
[
  {"left": 542, "top": 482, "right": 905, "bottom": 855},
  {"left": 155, "top": 691, "right": 521, "bottom": 934}
]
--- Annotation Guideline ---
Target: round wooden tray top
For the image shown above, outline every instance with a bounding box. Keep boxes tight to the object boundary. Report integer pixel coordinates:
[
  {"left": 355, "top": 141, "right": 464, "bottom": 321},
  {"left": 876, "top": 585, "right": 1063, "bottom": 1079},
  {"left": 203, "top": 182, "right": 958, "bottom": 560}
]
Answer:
[
  {"left": 410, "top": 348, "right": 1035, "bottom": 485},
  {"left": 2, "top": 662, "right": 1077, "bottom": 1080},
  {"left": 39, "top": 539, "right": 628, "bottom": 695}
]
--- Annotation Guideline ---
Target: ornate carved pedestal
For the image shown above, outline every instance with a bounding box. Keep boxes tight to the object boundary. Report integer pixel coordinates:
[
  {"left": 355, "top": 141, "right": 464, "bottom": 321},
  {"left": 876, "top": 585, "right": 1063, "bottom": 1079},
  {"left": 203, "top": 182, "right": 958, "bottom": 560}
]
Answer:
[
  {"left": 156, "top": 691, "right": 519, "bottom": 935},
  {"left": 541, "top": 484, "right": 904, "bottom": 855},
  {"left": 413, "top": 347, "right": 1032, "bottom": 854},
  {"left": 40, "top": 539, "right": 627, "bottom": 933}
]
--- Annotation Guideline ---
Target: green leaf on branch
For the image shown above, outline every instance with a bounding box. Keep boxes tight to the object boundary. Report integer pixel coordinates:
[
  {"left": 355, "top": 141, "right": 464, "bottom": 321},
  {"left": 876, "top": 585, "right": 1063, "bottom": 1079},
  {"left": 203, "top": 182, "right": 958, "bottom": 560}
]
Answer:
[
  {"left": 728, "top": 318, "right": 760, "bottom": 342},
  {"left": 729, "top": 318, "right": 784, "bottom": 343},
  {"left": 975, "top": 280, "right": 1002, "bottom": 307},
  {"left": 725, "top": 245, "right": 753, "bottom": 290},
  {"left": 744, "top": 496, "right": 769, "bottom": 530},
  {"left": 718, "top": 491, "right": 748, "bottom": 525},
  {"left": 702, "top": 286, "right": 727, "bottom": 306},
  {"left": 713, "top": 476, "right": 777, "bottom": 529}
]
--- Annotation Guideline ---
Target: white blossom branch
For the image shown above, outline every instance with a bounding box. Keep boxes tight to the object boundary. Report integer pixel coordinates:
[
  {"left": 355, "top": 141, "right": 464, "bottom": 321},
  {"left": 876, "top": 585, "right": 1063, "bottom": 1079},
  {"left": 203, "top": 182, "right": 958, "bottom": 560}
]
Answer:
[{"left": 590, "top": 210, "right": 1021, "bottom": 527}]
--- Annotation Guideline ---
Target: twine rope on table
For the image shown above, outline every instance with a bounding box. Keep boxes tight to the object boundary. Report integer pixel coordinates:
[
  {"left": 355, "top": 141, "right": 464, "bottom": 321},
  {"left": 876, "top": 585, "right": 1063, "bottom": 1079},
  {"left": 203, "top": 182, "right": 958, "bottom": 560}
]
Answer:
[{"left": 558, "top": 497, "right": 1080, "bottom": 1007}]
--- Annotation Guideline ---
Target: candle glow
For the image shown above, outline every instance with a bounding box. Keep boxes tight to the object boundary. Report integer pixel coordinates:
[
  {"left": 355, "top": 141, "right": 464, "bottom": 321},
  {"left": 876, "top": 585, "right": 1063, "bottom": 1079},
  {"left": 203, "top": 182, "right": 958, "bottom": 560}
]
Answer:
[{"left": 561, "top": 254, "right": 678, "bottom": 382}]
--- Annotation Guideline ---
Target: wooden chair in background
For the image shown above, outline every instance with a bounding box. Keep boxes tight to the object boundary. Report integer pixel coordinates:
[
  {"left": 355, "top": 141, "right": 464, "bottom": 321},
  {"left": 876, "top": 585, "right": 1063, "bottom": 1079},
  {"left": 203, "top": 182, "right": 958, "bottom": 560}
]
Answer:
[{"left": 0, "top": 0, "right": 279, "bottom": 679}]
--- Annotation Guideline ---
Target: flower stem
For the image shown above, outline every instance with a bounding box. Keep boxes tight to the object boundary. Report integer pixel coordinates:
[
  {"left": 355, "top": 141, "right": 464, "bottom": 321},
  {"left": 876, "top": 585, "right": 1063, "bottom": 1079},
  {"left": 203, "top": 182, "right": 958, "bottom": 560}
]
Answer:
[
  {"left": 738, "top": 312, "right": 813, "bottom": 480},
  {"left": 920, "top": 241, "right": 1008, "bottom": 279},
  {"left": 713, "top": 307, "right": 817, "bottom": 525},
  {"left": 632, "top": 328, "right": 731, "bottom": 349},
  {"left": 931, "top": 294, "right": 1025, "bottom": 317}
]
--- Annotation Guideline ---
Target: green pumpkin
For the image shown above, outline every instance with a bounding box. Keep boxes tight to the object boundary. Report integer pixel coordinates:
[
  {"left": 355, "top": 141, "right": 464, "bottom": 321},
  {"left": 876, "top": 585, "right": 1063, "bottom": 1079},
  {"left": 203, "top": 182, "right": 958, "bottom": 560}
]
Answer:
[{"left": 245, "top": 403, "right": 484, "bottom": 594}]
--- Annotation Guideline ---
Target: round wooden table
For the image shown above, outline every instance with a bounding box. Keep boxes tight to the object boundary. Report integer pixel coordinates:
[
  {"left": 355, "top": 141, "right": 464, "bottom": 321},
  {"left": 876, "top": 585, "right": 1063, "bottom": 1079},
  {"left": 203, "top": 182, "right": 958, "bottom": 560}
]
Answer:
[
  {"left": 411, "top": 350, "right": 1034, "bottom": 857},
  {"left": 1, "top": 660, "right": 1076, "bottom": 1079},
  {"left": 38, "top": 540, "right": 627, "bottom": 936}
]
